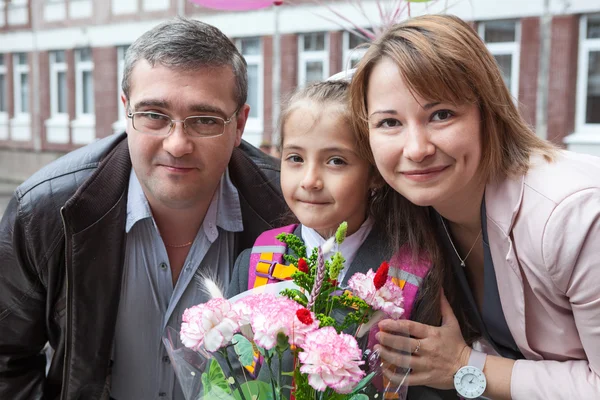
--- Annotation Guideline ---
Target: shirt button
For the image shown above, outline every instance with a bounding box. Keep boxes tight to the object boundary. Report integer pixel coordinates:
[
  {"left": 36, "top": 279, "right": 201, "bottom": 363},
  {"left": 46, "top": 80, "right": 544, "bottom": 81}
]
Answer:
[
  {"left": 160, "top": 263, "right": 168, "bottom": 271},
  {"left": 162, "top": 355, "right": 170, "bottom": 363},
  {"left": 158, "top": 392, "right": 167, "bottom": 397}
]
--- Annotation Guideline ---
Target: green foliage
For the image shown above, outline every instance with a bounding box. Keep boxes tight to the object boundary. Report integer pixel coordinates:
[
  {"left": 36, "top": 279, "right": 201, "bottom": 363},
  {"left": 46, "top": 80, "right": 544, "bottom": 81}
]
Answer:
[
  {"left": 233, "top": 334, "right": 254, "bottom": 367},
  {"left": 233, "top": 381, "right": 276, "bottom": 400},
  {"left": 335, "top": 221, "right": 348, "bottom": 245},
  {"left": 202, "top": 358, "right": 232, "bottom": 397},
  {"left": 328, "top": 252, "right": 346, "bottom": 281},
  {"left": 277, "top": 232, "right": 306, "bottom": 260}
]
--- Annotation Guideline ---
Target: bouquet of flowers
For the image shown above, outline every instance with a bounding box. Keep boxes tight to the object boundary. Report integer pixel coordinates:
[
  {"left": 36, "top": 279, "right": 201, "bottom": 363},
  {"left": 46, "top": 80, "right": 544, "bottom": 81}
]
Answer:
[{"left": 163, "top": 222, "right": 410, "bottom": 400}]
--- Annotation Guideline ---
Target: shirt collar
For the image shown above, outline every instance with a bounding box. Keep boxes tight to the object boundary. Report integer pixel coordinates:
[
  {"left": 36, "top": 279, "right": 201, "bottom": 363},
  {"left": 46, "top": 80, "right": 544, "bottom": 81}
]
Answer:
[{"left": 125, "top": 167, "right": 244, "bottom": 237}]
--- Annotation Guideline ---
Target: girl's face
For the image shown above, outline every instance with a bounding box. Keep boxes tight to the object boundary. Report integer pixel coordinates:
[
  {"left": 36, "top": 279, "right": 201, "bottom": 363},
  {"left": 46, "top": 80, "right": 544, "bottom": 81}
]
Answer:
[
  {"left": 280, "top": 104, "right": 375, "bottom": 238},
  {"left": 366, "top": 58, "right": 483, "bottom": 212}
]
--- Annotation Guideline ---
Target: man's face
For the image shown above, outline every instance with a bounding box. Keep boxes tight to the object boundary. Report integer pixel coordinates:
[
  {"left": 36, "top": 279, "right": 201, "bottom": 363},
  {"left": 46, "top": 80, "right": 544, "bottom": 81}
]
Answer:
[{"left": 123, "top": 61, "right": 248, "bottom": 211}]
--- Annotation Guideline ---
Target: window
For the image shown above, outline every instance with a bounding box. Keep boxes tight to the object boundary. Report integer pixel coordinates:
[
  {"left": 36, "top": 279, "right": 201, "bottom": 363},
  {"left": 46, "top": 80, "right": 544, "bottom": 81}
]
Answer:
[
  {"left": 13, "top": 53, "right": 29, "bottom": 115},
  {"left": 298, "top": 32, "right": 329, "bottom": 85},
  {"left": 0, "top": 55, "right": 6, "bottom": 113},
  {"left": 576, "top": 14, "right": 600, "bottom": 129},
  {"left": 236, "top": 38, "right": 263, "bottom": 121},
  {"left": 479, "top": 20, "right": 520, "bottom": 100},
  {"left": 343, "top": 31, "right": 369, "bottom": 70},
  {"left": 49, "top": 51, "right": 67, "bottom": 116},
  {"left": 117, "top": 45, "right": 129, "bottom": 121},
  {"left": 75, "top": 48, "right": 94, "bottom": 117}
]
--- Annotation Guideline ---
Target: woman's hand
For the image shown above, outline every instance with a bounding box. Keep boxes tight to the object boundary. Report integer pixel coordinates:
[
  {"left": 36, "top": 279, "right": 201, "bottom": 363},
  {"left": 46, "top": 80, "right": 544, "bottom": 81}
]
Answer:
[{"left": 374, "top": 290, "right": 471, "bottom": 390}]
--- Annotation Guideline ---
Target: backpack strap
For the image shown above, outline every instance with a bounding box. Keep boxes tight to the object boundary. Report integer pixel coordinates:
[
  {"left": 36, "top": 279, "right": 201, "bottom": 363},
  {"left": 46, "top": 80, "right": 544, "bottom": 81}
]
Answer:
[
  {"left": 248, "top": 224, "right": 299, "bottom": 290},
  {"left": 373, "top": 245, "right": 432, "bottom": 399},
  {"left": 388, "top": 245, "right": 431, "bottom": 320}
]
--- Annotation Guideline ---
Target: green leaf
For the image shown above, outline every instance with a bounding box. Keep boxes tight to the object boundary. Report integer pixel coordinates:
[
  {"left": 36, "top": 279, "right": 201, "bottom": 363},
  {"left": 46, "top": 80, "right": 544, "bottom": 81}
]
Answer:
[
  {"left": 233, "top": 380, "right": 276, "bottom": 400},
  {"left": 349, "top": 371, "right": 376, "bottom": 395},
  {"left": 203, "top": 358, "right": 232, "bottom": 397},
  {"left": 348, "top": 394, "right": 370, "bottom": 400},
  {"left": 233, "top": 334, "right": 255, "bottom": 367}
]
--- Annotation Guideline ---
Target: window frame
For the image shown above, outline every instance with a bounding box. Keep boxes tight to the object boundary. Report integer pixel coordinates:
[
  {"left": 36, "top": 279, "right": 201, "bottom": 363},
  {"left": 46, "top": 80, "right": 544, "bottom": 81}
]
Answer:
[
  {"left": 117, "top": 45, "right": 129, "bottom": 121},
  {"left": 74, "top": 48, "right": 94, "bottom": 119},
  {"left": 342, "top": 31, "right": 368, "bottom": 71},
  {"left": 0, "top": 55, "right": 7, "bottom": 114},
  {"left": 12, "top": 52, "right": 30, "bottom": 117},
  {"left": 479, "top": 20, "right": 521, "bottom": 101},
  {"left": 575, "top": 14, "right": 600, "bottom": 133},
  {"left": 298, "top": 32, "right": 329, "bottom": 86},
  {"left": 235, "top": 37, "right": 264, "bottom": 134},
  {"left": 49, "top": 50, "right": 68, "bottom": 118}
]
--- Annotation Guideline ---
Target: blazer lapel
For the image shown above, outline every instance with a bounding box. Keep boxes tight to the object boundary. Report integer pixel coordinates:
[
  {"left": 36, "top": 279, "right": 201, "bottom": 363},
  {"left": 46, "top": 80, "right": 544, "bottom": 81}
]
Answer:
[{"left": 485, "top": 177, "right": 541, "bottom": 359}]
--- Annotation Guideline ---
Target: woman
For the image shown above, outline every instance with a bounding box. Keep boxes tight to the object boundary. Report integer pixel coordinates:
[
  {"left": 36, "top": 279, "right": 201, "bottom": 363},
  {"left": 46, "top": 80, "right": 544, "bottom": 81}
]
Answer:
[{"left": 350, "top": 14, "right": 600, "bottom": 400}]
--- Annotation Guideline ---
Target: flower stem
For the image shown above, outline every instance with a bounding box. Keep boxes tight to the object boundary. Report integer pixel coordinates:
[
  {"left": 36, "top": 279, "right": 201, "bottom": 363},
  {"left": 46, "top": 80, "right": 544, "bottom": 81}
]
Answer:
[
  {"left": 265, "top": 354, "right": 280, "bottom": 400},
  {"left": 221, "top": 350, "right": 249, "bottom": 400}
]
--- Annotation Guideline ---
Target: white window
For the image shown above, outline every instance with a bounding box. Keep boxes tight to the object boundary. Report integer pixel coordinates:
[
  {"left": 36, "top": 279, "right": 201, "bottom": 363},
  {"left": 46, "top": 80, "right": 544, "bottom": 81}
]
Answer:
[
  {"left": 49, "top": 51, "right": 67, "bottom": 116},
  {"left": 44, "top": 0, "right": 66, "bottom": 22},
  {"left": 576, "top": 14, "right": 600, "bottom": 131},
  {"left": 298, "top": 32, "right": 329, "bottom": 86},
  {"left": 0, "top": 54, "right": 7, "bottom": 140},
  {"left": 71, "top": 48, "right": 95, "bottom": 145},
  {"left": 75, "top": 48, "right": 94, "bottom": 117},
  {"left": 8, "top": 0, "right": 28, "bottom": 26},
  {"left": 11, "top": 52, "right": 30, "bottom": 141},
  {"left": 46, "top": 50, "right": 69, "bottom": 144},
  {"left": 342, "top": 31, "right": 369, "bottom": 70},
  {"left": 0, "top": 55, "right": 7, "bottom": 114},
  {"left": 0, "top": 1, "right": 6, "bottom": 28},
  {"left": 479, "top": 20, "right": 520, "bottom": 100},
  {"left": 236, "top": 37, "right": 263, "bottom": 147},
  {"left": 13, "top": 53, "right": 29, "bottom": 116}
]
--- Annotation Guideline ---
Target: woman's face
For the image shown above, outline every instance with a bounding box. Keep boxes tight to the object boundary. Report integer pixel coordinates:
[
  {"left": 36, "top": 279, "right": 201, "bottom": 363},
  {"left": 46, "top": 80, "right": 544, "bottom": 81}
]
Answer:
[{"left": 366, "top": 58, "right": 483, "bottom": 211}]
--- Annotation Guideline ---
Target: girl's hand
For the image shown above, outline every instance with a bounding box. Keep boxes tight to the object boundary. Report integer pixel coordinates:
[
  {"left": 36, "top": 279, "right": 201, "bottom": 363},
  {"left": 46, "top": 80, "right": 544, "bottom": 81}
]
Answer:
[{"left": 374, "top": 290, "right": 471, "bottom": 390}]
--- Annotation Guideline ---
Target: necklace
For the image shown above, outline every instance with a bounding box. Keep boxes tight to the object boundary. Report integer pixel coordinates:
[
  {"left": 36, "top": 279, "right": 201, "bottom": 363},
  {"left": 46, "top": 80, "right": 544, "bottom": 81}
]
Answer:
[
  {"left": 439, "top": 216, "right": 482, "bottom": 268},
  {"left": 163, "top": 240, "right": 193, "bottom": 248}
]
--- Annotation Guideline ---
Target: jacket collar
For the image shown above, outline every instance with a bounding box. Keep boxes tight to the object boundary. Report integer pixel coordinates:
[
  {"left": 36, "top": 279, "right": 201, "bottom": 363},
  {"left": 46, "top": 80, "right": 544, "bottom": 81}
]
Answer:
[{"left": 484, "top": 174, "right": 525, "bottom": 236}]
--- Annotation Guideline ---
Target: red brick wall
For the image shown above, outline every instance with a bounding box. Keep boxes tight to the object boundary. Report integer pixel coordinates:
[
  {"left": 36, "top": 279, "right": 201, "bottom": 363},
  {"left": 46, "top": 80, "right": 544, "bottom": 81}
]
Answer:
[
  {"left": 93, "top": 47, "right": 118, "bottom": 139},
  {"left": 263, "top": 35, "right": 274, "bottom": 144},
  {"left": 329, "top": 30, "right": 343, "bottom": 76},
  {"left": 518, "top": 17, "right": 540, "bottom": 128},
  {"left": 547, "top": 15, "right": 578, "bottom": 146},
  {"left": 280, "top": 33, "right": 298, "bottom": 99}
]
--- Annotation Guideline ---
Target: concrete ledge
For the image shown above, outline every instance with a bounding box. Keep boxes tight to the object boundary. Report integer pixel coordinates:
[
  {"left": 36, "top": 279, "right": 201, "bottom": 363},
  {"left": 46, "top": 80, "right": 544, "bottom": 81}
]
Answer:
[{"left": 0, "top": 148, "right": 65, "bottom": 184}]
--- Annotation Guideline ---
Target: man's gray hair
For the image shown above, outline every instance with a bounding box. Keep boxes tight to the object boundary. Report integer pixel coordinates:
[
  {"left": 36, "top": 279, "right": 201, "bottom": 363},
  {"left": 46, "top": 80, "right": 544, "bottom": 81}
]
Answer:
[{"left": 122, "top": 17, "right": 247, "bottom": 108}]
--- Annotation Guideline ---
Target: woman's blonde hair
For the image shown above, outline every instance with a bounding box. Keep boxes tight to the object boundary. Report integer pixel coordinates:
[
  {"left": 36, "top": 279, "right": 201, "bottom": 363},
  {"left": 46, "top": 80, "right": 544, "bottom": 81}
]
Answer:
[
  {"left": 349, "top": 14, "right": 557, "bottom": 336},
  {"left": 351, "top": 14, "right": 556, "bottom": 183}
]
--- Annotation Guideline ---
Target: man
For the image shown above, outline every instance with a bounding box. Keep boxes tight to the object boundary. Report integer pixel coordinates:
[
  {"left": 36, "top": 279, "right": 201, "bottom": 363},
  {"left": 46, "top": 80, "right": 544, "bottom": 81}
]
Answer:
[{"left": 0, "top": 18, "right": 288, "bottom": 400}]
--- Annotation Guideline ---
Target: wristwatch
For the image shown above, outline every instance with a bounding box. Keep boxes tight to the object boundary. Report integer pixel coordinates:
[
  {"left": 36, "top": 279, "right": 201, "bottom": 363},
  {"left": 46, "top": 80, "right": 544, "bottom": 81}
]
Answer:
[{"left": 453, "top": 349, "right": 487, "bottom": 399}]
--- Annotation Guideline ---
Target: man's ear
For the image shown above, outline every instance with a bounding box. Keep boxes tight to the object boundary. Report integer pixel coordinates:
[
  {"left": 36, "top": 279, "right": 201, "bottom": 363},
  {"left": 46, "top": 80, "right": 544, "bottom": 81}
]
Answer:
[{"left": 234, "top": 104, "right": 250, "bottom": 147}]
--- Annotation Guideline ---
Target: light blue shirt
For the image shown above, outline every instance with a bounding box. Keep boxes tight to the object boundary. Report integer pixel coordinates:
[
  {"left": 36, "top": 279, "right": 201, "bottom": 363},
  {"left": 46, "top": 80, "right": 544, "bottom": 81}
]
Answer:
[{"left": 110, "top": 168, "right": 243, "bottom": 400}]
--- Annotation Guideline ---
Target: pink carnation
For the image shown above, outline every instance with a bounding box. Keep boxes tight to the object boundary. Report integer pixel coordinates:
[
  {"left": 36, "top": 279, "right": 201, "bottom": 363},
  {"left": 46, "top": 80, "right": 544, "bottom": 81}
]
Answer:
[
  {"left": 180, "top": 298, "right": 239, "bottom": 352},
  {"left": 299, "top": 327, "right": 365, "bottom": 394},
  {"left": 232, "top": 293, "right": 317, "bottom": 350},
  {"left": 348, "top": 269, "right": 405, "bottom": 319}
]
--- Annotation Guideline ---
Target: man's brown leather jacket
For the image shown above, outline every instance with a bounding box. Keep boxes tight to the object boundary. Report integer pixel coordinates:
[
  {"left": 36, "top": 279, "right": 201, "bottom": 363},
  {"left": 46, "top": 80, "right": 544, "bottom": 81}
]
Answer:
[{"left": 0, "top": 133, "right": 289, "bottom": 400}]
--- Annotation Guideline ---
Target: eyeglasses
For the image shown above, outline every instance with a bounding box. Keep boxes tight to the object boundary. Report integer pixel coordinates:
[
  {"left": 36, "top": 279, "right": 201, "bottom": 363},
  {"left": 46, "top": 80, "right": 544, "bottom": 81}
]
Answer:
[{"left": 127, "top": 108, "right": 239, "bottom": 138}]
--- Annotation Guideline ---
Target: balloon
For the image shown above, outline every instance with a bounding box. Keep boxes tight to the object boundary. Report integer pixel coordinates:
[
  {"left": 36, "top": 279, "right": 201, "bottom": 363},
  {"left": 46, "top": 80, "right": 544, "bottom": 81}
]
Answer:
[{"left": 189, "top": 0, "right": 283, "bottom": 11}]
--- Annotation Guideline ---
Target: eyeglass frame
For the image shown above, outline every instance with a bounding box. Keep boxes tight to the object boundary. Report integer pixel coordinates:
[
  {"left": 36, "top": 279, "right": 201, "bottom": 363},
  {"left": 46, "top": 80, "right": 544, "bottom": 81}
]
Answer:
[{"left": 126, "top": 106, "right": 241, "bottom": 138}]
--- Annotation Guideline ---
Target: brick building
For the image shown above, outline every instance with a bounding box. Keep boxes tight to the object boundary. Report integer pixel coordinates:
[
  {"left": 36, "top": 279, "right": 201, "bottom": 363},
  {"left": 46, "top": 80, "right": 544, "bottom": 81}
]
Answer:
[{"left": 0, "top": 0, "right": 599, "bottom": 170}]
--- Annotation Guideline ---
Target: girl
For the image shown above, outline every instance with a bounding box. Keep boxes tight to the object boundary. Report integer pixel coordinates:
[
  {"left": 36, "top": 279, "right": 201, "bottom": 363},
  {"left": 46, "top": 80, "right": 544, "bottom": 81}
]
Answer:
[
  {"left": 350, "top": 14, "right": 600, "bottom": 400},
  {"left": 227, "top": 80, "right": 452, "bottom": 399}
]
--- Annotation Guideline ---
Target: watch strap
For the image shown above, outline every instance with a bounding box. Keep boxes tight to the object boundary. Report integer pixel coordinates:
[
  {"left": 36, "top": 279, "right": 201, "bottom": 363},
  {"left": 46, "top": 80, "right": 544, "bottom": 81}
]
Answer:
[{"left": 468, "top": 349, "right": 487, "bottom": 371}]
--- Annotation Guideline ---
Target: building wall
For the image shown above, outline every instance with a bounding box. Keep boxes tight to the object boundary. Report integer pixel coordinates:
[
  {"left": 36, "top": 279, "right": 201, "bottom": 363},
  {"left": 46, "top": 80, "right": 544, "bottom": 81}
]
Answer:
[{"left": 0, "top": 0, "right": 598, "bottom": 166}]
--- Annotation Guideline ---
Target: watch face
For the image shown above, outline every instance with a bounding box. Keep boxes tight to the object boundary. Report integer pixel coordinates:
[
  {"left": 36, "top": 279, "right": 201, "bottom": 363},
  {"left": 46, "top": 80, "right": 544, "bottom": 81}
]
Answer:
[{"left": 454, "top": 366, "right": 487, "bottom": 399}]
